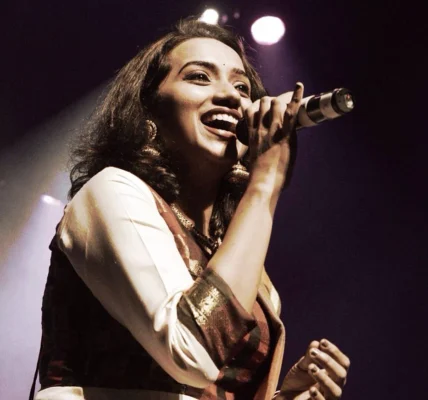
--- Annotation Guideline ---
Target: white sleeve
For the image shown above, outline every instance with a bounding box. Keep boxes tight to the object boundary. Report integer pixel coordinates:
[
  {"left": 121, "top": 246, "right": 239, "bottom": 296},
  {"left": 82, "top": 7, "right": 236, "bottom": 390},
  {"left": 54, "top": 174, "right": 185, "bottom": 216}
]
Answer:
[{"left": 58, "top": 167, "right": 219, "bottom": 388}]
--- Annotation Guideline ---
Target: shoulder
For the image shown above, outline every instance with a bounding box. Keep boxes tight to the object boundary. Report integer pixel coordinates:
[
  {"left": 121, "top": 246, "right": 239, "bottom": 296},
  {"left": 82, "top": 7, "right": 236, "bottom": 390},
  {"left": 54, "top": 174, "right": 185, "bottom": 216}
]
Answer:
[
  {"left": 61, "top": 167, "right": 161, "bottom": 236},
  {"left": 75, "top": 167, "right": 157, "bottom": 206},
  {"left": 87, "top": 167, "right": 154, "bottom": 196},
  {"left": 59, "top": 167, "right": 170, "bottom": 251}
]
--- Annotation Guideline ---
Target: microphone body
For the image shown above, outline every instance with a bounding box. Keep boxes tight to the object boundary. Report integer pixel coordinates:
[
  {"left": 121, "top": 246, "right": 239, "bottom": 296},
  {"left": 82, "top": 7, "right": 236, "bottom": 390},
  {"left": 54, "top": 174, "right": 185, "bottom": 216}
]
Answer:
[{"left": 236, "top": 88, "right": 355, "bottom": 145}]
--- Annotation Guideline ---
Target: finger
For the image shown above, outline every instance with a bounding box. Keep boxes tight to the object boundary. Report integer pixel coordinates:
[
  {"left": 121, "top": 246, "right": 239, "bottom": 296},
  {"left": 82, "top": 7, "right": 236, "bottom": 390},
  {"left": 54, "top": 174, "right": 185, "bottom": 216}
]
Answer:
[
  {"left": 257, "top": 96, "right": 273, "bottom": 134},
  {"left": 292, "top": 390, "right": 319, "bottom": 400},
  {"left": 244, "top": 100, "right": 260, "bottom": 149},
  {"left": 289, "top": 81, "right": 304, "bottom": 108},
  {"left": 309, "top": 364, "right": 343, "bottom": 400},
  {"left": 269, "top": 97, "right": 285, "bottom": 142},
  {"left": 281, "top": 82, "right": 304, "bottom": 136},
  {"left": 244, "top": 99, "right": 260, "bottom": 131},
  {"left": 309, "top": 386, "right": 325, "bottom": 400},
  {"left": 309, "top": 348, "right": 347, "bottom": 385},
  {"left": 298, "top": 341, "right": 320, "bottom": 371},
  {"left": 319, "top": 339, "right": 351, "bottom": 371}
]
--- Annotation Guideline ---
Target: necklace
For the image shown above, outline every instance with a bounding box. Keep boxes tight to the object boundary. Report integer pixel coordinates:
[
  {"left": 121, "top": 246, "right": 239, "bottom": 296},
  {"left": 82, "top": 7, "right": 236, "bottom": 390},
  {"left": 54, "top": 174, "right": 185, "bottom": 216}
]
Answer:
[{"left": 170, "top": 203, "right": 222, "bottom": 255}]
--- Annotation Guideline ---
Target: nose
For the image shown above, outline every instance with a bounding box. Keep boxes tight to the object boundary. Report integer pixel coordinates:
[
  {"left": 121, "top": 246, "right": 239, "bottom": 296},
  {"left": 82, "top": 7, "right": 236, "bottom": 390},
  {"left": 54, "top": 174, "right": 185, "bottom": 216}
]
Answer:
[{"left": 212, "top": 80, "right": 241, "bottom": 108}]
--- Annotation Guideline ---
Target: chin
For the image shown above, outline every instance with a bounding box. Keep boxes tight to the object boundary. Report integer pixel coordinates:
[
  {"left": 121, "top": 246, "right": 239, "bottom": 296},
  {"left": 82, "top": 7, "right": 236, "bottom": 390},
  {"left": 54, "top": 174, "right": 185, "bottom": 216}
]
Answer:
[{"left": 201, "top": 139, "right": 241, "bottom": 165}]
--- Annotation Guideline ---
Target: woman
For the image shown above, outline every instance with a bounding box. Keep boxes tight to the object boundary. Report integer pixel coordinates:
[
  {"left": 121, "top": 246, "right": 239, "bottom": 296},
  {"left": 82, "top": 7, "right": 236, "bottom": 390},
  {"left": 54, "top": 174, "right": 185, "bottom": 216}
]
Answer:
[{"left": 36, "top": 19, "right": 350, "bottom": 400}]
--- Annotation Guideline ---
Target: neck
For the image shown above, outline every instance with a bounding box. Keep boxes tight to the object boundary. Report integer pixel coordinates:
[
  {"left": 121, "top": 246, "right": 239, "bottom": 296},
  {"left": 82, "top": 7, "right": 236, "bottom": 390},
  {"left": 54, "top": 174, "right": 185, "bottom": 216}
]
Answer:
[{"left": 175, "top": 164, "right": 227, "bottom": 237}]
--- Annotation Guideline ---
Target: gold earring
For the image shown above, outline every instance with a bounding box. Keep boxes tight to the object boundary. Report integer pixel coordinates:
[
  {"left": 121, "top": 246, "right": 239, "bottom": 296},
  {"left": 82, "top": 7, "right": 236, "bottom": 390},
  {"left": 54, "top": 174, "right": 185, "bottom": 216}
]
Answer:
[
  {"left": 225, "top": 161, "right": 249, "bottom": 184},
  {"left": 146, "top": 120, "right": 157, "bottom": 141},
  {"left": 141, "top": 146, "right": 160, "bottom": 157},
  {"left": 142, "top": 120, "right": 159, "bottom": 156}
]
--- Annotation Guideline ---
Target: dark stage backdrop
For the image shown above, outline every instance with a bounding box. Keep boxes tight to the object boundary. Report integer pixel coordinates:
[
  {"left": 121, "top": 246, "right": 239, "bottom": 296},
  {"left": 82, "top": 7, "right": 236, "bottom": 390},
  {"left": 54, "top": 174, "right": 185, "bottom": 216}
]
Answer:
[{"left": 1, "top": 1, "right": 426, "bottom": 399}]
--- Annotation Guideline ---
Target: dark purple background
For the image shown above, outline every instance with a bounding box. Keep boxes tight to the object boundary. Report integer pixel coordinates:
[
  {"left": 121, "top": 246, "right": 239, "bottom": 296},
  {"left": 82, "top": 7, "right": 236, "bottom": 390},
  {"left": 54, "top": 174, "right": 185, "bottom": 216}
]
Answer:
[{"left": 1, "top": 0, "right": 426, "bottom": 398}]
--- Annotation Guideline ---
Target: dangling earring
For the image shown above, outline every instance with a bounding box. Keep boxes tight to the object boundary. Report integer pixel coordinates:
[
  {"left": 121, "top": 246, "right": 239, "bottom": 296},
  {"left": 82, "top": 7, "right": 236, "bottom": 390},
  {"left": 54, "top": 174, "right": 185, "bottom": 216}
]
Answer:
[
  {"left": 142, "top": 119, "right": 160, "bottom": 157},
  {"left": 146, "top": 120, "right": 157, "bottom": 141},
  {"left": 225, "top": 161, "right": 249, "bottom": 184}
]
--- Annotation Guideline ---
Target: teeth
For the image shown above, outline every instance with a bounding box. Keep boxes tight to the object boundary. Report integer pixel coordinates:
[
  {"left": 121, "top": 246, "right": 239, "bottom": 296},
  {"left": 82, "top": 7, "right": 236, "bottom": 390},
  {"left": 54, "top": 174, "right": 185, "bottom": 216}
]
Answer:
[{"left": 205, "top": 113, "right": 238, "bottom": 125}]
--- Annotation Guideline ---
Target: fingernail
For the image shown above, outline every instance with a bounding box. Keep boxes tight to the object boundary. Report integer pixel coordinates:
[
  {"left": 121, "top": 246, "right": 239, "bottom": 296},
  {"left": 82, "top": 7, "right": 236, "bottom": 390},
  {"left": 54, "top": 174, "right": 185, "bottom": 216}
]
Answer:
[
  {"left": 295, "top": 82, "right": 303, "bottom": 90},
  {"left": 310, "top": 388, "right": 318, "bottom": 397},
  {"left": 320, "top": 339, "right": 329, "bottom": 348},
  {"left": 310, "top": 348, "right": 319, "bottom": 358},
  {"left": 310, "top": 364, "right": 318, "bottom": 374}
]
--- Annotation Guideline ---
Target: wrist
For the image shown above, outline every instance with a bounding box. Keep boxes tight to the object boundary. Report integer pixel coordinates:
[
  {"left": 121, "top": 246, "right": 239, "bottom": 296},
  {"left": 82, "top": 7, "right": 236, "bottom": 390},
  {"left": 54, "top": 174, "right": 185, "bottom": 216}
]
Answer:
[
  {"left": 244, "top": 178, "right": 282, "bottom": 214},
  {"left": 248, "top": 146, "right": 290, "bottom": 197},
  {"left": 247, "top": 172, "right": 283, "bottom": 197}
]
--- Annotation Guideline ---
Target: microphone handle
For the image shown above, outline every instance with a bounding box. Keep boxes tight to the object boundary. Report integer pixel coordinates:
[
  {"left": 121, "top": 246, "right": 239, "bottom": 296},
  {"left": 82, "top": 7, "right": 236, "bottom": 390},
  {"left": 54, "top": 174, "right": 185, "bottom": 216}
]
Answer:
[{"left": 236, "top": 88, "right": 355, "bottom": 145}]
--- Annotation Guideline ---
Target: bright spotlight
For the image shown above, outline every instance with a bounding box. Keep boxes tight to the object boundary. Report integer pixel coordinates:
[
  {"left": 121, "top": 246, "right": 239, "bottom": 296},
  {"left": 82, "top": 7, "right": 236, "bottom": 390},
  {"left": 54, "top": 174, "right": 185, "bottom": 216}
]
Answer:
[
  {"left": 41, "top": 194, "right": 62, "bottom": 207},
  {"left": 251, "top": 16, "right": 286, "bottom": 45},
  {"left": 200, "top": 9, "right": 220, "bottom": 25}
]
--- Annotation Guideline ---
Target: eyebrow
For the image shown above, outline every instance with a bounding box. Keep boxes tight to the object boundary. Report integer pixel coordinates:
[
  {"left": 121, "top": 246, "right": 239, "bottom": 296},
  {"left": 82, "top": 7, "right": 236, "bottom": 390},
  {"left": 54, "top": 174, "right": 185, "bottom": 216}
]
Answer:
[{"left": 178, "top": 60, "right": 249, "bottom": 81}]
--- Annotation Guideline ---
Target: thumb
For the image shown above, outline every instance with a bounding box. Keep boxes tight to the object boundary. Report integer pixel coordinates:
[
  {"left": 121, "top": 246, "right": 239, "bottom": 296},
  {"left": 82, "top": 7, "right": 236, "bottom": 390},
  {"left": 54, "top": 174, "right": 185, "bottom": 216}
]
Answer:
[{"left": 297, "top": 340, "right": 321, "bottom": 371}]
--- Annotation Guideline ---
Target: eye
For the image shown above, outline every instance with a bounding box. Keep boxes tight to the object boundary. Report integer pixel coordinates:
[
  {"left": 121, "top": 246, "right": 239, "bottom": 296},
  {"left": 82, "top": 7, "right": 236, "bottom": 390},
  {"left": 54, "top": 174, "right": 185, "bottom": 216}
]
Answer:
[
  {"left": 185, "top": 71, "right": 210, "bottom": 82},
  {"left": 235, "top": 83, "right": 251, "bottom": 96}
]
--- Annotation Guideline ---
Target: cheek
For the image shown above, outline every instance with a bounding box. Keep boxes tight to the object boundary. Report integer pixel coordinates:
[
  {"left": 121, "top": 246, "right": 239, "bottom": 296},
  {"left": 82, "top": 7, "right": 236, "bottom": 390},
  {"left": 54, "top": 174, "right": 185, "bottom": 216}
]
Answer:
[{"left": 156, "top": 88, "right": 205, "bottom": 126}]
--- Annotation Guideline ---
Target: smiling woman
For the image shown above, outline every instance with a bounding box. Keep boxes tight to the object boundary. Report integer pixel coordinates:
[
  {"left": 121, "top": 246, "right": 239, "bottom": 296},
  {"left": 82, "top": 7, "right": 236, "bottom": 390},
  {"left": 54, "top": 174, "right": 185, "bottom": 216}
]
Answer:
[
  {"left": 33, "top": 18, "right": 350, "bottom": 400},
  {"left": 154, "top": 38, "right": 251, "bottom": 173}
]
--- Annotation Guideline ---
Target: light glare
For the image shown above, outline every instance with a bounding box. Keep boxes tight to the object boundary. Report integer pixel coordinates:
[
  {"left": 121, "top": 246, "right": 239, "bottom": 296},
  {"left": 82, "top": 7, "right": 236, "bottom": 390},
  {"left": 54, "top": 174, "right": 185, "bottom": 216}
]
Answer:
[
  {"left": 251, "top": 16, "right": 286, "bottom": 45},
  {"left": 199, "top": 9, "right": 220, "bottom": 25},
  {"left": 41, "top": 194, "right": 62, "bottom": 206}
]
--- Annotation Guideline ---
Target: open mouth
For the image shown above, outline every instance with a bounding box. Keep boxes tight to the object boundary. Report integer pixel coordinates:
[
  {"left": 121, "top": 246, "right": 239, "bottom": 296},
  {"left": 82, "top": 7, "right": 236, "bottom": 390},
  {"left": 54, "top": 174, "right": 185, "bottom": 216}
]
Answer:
[{"left": 201, "top": 113, "right": 239, "bottom": 135}]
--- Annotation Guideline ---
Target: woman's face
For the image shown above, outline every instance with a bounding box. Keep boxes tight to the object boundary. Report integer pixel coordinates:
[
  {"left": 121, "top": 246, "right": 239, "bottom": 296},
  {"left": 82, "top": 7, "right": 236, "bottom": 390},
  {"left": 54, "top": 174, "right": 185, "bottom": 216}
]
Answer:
[{"left": 154, "top": 38, "right": 253, "bottom": 170}]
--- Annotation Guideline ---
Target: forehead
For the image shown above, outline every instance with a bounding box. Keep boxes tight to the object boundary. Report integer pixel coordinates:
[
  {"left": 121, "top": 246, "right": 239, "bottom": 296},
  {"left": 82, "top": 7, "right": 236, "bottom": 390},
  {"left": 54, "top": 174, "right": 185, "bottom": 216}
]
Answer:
[{"left": 168, "top": 38, "right": 245, "bottom": 71}]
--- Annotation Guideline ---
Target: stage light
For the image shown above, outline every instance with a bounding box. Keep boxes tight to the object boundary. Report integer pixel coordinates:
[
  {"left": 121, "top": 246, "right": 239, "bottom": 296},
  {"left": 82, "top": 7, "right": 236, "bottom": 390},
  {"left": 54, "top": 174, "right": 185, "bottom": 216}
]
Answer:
[
  {"left": 251, "top": 16, "right": 286, "bottom": 45},
  {"left": 41, "top": 194, "right": 62, "bottom": 206},
  {"left": 199, "top": 9, "right": 219, "bottom": 25}
]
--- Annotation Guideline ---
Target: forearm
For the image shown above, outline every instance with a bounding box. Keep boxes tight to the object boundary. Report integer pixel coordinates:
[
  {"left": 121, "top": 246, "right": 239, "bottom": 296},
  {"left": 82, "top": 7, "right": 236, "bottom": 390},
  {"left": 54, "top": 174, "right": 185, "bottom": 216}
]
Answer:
[{"left": 207, "top": 181, "right": 281, "bottom": 313}]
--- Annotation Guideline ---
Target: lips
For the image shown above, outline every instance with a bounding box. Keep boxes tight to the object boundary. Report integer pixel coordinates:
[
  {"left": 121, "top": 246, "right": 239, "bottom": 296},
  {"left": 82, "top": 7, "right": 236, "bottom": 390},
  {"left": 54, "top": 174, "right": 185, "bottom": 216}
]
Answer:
[
  {"left": 203, "top": 124, "right": 237, "bottom": 139},
  {"left": 201, "top": 110, "right": 240, "bottom": 135}
]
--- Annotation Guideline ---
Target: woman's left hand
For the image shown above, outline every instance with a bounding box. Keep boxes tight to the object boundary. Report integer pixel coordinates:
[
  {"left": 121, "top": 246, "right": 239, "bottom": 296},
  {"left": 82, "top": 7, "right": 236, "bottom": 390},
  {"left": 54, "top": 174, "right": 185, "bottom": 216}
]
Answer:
[{"left": 275, "top": 339, "right": 350, "bottom": 400}]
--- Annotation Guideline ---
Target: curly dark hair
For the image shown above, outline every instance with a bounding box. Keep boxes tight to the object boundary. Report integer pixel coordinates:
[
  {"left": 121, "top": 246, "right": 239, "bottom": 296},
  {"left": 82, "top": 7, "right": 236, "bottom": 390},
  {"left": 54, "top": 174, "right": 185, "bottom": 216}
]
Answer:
[{"left": 69, "top": 18, "right": 267, "bottom": 239}]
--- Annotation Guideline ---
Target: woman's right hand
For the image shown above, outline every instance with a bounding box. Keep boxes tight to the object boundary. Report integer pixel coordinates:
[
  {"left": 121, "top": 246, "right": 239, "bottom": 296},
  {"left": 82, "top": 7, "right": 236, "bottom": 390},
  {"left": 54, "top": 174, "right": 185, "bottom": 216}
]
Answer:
[
  {"left": 209, "top": 83, "right": 304, "bottom": 313},
  {"left": 244, "top": 82, "right": 304, "bottom": 197}
]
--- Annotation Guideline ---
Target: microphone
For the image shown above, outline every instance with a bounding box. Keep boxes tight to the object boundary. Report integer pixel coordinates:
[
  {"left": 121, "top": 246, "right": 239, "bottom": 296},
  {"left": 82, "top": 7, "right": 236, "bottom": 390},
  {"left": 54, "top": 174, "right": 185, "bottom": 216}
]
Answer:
[{"left": 236, "top": 88, "right": 355, "bottom": 145}]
